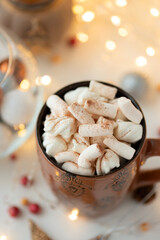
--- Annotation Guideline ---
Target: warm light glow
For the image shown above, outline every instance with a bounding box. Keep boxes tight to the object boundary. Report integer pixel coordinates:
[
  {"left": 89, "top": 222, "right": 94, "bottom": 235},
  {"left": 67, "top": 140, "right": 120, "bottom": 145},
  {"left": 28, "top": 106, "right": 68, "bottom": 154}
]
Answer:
[
  {"left": 14, "top": 124, "right": 25, "bottom": 131},
  {"left": 135, "top": 56, "right": 147, "bottom": 67},
  {"left": 41, "top": 75, "right": 52, "bottom": 86},
  {"left": 146, "top": 47, "right": 155, "bottom": 56},
  {"left": 76, "top": 32, "right": 88, "bottom": 42},
  {"left": 82, "top": 11, "right": 95, "bottom": 22},
  {"left": 72, "top": 5, "right": 84, "bottom": 15},
  {"left": 56, "top": 171, "right": 60, "bottom": 176},
  {"left": 115, "top": 0, "right": 127, "bottom": 7},
  {"left": 118, "top": 28, "right": 128, "bottom": 37},
  {"left": 68, "top": 208, "right": 79, "bottom": 221},
  {"left": 0, "top": 235, "right": 7, "bottom": 240},
  {"left": 111, "top": 16, "right": 121, "bottom": 26},
  {"left": 150, "top": 8, "right": 159, "bottom": 17},
  {"left": 19, "top": 124, "right": 25, "bottom": 130},
  {"left": 105, "top": 41, "right": 116, "bottom": 51},
  {"left": 20, "top": 79, "right": 30, "bottom": 90},
  {"left": 18, "top": 129, "right": 26, "bottom": 137}
]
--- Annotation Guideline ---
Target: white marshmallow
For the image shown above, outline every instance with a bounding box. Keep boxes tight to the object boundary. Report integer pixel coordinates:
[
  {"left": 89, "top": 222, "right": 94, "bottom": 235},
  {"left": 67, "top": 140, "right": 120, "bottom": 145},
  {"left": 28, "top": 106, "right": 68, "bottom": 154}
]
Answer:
[
  {"left": 90, "top": 136, "right": 106, "bottom": 149},
  {"left": 103, "top": 136, "right": 135, "bottom": 160},
  {"left": 44, "top": 115, "right": 77, "bottom": 142},
  {"left": 68, "top": 133, "right": 90, "bottom": 153},
  {"left": 97, "top": 116, "right": 117, "bottom": 129},
  {"left": 64, "top": 87, "right": 88, "bottom": 105},
  {"left": 79, "top": 123, "right": 113, "bottom": 137},
  {"left": 114, "top": 120, "right": 143, "bottom": 143},
  {"left": 115, "top": 108, "right": 127, "bottom": 121},
  {"left": 84, "top": 99, "right": 117, "bottom": 119},
  {"left": 96, "top": 149, "right": 120, "bottom": 175},
  {"left": 101, "top": 149, "right": 120, "bottom": 174},
  {"left": 77, "top": 88, "right": 108, "bottom": 105},
  {"left": 42, "top": 133, "right": 67, "bottom": 156},
  {"left": 62, "top": 161, "right": 95, "bottom": 176},
  {"left": 78, "top": 144, "right": 103, "bottom": 168},
  {"left": 47, "top": 94, "right": 70, "bottom": 117},
  {"left": 68, "top": 103, "right": 95, "bottom": 124},
  {"left": 89, "top": 80, "right": 117, "bottom": 99},
  {"left": 55, "top": 151, "right": 79, "bottom": 164},
  {"left": 110, "top": 99, "right": 127, "bottom": 121},
  {"left": 118, "top": 97, "right": 143, "bottom": 124}
]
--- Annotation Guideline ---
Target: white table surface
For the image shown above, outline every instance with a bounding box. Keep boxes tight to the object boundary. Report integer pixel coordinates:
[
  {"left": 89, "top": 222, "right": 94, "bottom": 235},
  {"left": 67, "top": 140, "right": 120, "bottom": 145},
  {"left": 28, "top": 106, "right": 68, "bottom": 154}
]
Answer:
[{"left": 1, "top": 1, "right": 160, "bottom": 238}]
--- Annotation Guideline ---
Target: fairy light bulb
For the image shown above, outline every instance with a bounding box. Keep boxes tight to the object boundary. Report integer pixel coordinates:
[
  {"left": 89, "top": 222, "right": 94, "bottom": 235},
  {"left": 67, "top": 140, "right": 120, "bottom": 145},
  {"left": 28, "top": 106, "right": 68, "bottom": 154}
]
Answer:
[
  {"left": 18, "top": 129, "right": 26, "bottom": 137},
  {"left": 111, "top": 16, "right": 121, "bottom": 26},
  {"left": 20, "top": 79, "right": 30, "bottom": 90},
  {"left": 150, "top": 8, "right": 159, "bottom": 17},
  {"left": 146, "top": 47, "right": 155, "bottom": 56},
  {"left": 18, "top": 124, "right": 25, "bottom": 130},
  {"left": 41, "top": 75, "right": 52, "bottom": 86},
  {"left": 72, "top": 5, "right": 84, "bottom": 15},
  {"left": 118, "top": 28, "right": 128, "bottom": 37},
  {"left": 135, "top": 56, "right": 147, "bottom": 67},
  {"left": 56, "top": 171, "right": 60, "bottom": 176},
  {"left": 68, "top": 208, "right": 79, "bottom": 221},
  {"left": 0, "top": 235, "right": 8, "bottom": 240},
  {"left": 105, "top": 41, "right": 116, "bottom": 51},
  {"left": 76, "top": 32, "right": 88, "bottom": 42},
  {"left": 82, "top": 11, "right": 95, "bottom": 22},
  {"left": 115, "top": 0, "right": 127, "bottom": 7}
]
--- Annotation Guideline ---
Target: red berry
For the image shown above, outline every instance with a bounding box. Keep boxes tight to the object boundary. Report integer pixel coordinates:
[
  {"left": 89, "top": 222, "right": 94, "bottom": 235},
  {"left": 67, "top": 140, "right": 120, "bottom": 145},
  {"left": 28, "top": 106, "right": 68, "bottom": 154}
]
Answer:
[
  {"left": 10, "top": 153, "right": 17, "bottom": 161},
  {"left": 20, "top": 176, "right": 28, "bottom": 186},
  {"left": 68, "top": 37, "right": 77, "bottom": 46},
  {"left": 29, "top": 203, "right": 40, "bottom": 214},
  {"left": 8, "top": 206, "right": 20, "bottom": 217}
]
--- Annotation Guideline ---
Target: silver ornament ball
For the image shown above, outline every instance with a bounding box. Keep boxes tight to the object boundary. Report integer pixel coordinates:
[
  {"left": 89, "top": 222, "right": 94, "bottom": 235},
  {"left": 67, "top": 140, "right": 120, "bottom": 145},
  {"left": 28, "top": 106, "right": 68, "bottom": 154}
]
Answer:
[{"left": 120, "top": 72, "right": 149, "bottom": 100}]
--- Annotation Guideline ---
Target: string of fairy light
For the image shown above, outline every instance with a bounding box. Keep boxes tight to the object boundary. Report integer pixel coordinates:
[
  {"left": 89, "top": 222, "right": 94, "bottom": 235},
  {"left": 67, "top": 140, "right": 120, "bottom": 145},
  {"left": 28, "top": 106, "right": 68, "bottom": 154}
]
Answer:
[{"left": 72, "top": 0, "right": 159, "bottom": 68}]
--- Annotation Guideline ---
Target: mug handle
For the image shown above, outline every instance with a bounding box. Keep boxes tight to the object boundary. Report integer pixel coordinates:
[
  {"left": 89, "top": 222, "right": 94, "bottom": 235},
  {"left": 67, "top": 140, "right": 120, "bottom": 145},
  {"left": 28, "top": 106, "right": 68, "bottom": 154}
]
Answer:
[{"left": 131, "top": 138, "right": 160, "bottom": 190}]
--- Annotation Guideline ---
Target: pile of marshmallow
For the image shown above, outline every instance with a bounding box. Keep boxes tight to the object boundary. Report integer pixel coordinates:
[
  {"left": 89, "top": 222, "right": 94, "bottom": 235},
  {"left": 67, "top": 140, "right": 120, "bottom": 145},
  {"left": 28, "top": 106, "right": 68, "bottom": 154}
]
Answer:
[{"left": 42, "top": 81, "right": 143, "bottom": 176}]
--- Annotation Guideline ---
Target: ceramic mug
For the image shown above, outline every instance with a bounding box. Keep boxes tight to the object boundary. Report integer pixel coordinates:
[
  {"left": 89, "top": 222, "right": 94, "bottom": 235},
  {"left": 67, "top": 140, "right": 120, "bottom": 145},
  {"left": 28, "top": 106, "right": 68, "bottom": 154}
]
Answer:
[{"left": 36, "top": 81, "right": 160, "bottom": 217}]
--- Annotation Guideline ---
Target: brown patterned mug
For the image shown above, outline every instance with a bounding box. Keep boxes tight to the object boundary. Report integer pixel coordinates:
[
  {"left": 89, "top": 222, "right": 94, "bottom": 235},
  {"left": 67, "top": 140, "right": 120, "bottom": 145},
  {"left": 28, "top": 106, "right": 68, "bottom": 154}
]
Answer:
[{"left": 36, "top": 81, "right": 160, "bottom": 217}]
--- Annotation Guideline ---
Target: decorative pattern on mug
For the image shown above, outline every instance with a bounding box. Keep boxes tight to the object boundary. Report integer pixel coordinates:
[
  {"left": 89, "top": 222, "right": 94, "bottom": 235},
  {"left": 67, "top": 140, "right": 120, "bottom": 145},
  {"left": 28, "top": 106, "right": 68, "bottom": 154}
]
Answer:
[{"left": 57, "top": 173, "right": 93, "bottom": 197}]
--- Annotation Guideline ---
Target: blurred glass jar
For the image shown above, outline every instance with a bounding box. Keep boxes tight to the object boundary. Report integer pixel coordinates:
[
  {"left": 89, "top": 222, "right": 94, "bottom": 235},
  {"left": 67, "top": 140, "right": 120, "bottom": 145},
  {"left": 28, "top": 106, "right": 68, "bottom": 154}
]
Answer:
[
  {"left": 0, "top": 0, "right": 72, "bottom": 48},
  {"left": 0, "top": 28, "right": 43, "bottom": 158}
]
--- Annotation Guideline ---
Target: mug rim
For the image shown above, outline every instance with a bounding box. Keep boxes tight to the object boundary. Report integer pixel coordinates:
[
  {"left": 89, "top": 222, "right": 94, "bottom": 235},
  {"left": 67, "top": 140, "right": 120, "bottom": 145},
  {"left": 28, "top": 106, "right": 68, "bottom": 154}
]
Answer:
[{"left": 36, "top": 80, "right": 146, "bottom": 179}]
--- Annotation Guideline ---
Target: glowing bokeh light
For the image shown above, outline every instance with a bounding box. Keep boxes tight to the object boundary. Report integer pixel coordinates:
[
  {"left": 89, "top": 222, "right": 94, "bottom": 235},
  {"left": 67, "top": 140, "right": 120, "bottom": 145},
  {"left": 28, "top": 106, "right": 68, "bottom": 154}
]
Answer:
[
  {"left": 105, "top": 41, "right": 116, "bottom": 51},
  {"left": 111, "top": 16, "right": 121, "bottom": 26},
  {"left": 135, "top": 56, "right": 147, "bottom": 67},
  {"left": 68, "top": 208, "right": 79, "bottom": 221},
  {"left": 82, "top": 11, "right": 95, "bottom": 22},
  {"left": 146, "top": 47, "right": 155, "bottom": 56},
  {"left": 115, "top": 0, "right": 127, "bottom": 7},
  {"left": 18, "top": 129, "right": 26, "bottom": 137},
  {"left": 20, "top": 79, "right": 30, "bottom": 90},
  {"left": 118, "top": 28, "right": 128, "bottom": 37},
  {"left": 0, "top": 235, "right": 7, "bottom": 240},
  {"left": 72, "top": 5, "right": 84, "bottom": 15},
  {"left": 76, "top": 32, "right": 88, "bottom": 42},
  {"left": 150, "top": 8, "right": 159, "bottom": 17},
  {"left": 41, "top": 75, "right": 52, "bottom": 86}
]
